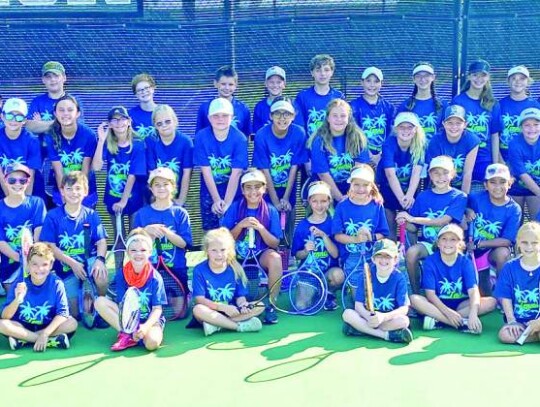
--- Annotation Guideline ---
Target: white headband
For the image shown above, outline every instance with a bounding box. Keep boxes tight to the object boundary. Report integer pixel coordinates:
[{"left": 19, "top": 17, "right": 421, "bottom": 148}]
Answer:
[{"left": 126, "top": 234, "right": 153, "bottom": 250}]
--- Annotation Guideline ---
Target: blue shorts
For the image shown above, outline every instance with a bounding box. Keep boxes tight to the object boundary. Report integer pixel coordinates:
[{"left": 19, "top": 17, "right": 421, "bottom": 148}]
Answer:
[
  {"left": 63, "top": 274, "right": 81, "bottom": 300},
  {"left": 441, "top": 297, "right": 468, "bottom": 311},
  {"left": 200, "top": 194, "right": 220, "bottom": 231}
]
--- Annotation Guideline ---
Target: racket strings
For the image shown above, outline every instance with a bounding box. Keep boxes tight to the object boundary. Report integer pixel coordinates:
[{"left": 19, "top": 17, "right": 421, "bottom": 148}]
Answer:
[
  {"left": 273, "top": 271, "right": 326, "bottom": 315},
  {"left": 161, "top": 272, "right": 187, "bottom": 320}
]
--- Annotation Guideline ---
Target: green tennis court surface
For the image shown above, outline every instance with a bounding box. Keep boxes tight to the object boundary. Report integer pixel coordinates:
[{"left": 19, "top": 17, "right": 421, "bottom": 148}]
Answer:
[{"left": 1, "top": 311, "right": 539, "bottom": 407}]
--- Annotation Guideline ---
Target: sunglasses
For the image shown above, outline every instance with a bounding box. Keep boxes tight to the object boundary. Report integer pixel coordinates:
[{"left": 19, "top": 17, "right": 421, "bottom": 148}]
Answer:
[
  {"left": 7, "top": 177, "right": 29, "bottom": 185},
  {"left": 4, "top": 113, "right": 26, "bottom": 123},
  {"left": 155, "top": 119, "right": 173, "bottom": 128}
]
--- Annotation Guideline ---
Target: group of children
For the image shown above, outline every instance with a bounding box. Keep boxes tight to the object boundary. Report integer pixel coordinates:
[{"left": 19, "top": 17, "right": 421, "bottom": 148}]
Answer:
[{"left": 1, "top": 55, "right": 540, "bottom": 351}]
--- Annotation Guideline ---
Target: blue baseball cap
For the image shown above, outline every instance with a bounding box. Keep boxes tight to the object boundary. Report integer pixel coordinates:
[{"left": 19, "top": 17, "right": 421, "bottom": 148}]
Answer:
[
  {"left": 444, "top": 105, "right": 466, "bottom": 122},
  {"left": 468, "top": 59, "right": 491, "bottom": 74}
]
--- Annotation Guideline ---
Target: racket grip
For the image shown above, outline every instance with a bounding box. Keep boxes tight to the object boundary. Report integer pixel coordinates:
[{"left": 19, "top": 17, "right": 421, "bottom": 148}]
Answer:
[
  {"left": 399, "top": 224, "right": 406, "bottom": 244},
  {"left": 280, "top": 211, "right": 286, "bottom": 230},
  {"left": 248, "top": 228, "right": 255, "bottom": 249},
  {"left": 516, "top": 326, "right": 531, "bottom": 345}
]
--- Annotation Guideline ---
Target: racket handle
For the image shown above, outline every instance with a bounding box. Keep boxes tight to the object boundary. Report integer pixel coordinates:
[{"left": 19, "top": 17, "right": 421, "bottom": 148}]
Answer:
[
  {"left": 280, "top": 211, "right": 286, "bottom": 230},
  {"left": 399, "top": 224, "right": 406, "bottom": 245},
  {"left": 248, "top": 228, "right": 255, "bottom": 249},
  {"left": 16, "top": 282, "right": 26, "bottom": 303},
  {"left": 516, "top": 326, "right": 531, "bottom": 345}
]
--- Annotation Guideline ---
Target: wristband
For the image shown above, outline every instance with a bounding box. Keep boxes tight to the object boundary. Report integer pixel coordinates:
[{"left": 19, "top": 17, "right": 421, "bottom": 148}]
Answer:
[{"left": 95, "top": 255, "right": 106, "bottom": 264}]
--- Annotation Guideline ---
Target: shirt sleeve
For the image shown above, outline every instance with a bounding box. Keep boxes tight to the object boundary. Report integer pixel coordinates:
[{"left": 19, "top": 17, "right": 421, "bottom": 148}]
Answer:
[
  {"left": 192, "top": 265, "right": 207, "bottom": 299},
  {"left": 446, "top": 191, "right": 467, "bottom": 223},
  {"left": 310, "top": 136, "right": 330, "bottom": 174},
  {"left": 493, "top": 263, "right": 513, "bottom": 299},
  {"left": 54, "top": 279, "right": 70, "bottom": 317},
  {"left": 193, "top": 131, "right": 210, "bottom": 167},
  {"left": 252, "top": 132, "right": 269, "bottom": 169},
  {"left": 421, "top": 256, "right": 437, "bottom": 291}
]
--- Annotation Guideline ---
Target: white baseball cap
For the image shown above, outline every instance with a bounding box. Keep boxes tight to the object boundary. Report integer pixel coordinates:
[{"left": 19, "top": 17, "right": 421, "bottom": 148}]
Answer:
[
  {"left": 208, "top": 97, "right": 233, "bottom": 116},
  {"left": 265, "top": 66, "right": 286, "bottom": 81},
  {"left": 347, "top": 166, "right": 375, "bottom": 184},
  {"left": 2, "top": 98, "right": 28, "bottom": 116},
  {"left": 270, "top": 99, "right": 295, "bottom": 114},
  {"left": 308, "top": 182, "right": 331, "bottom": 198},
  {"left": 394, "top": 112, "right": 420, "bottom": 128},
  {"left": 241, "top": 170, "right": 266, "bottom": 185},
  {"left": 428, "top": 155, "right": 455, "bottom": 173},
  {"left": 412, "top": 64, "right": 435, "bottom": 76},
  {"left": 361, "top": 66, "right": 383, "bottom": 81},
  {"left": 507, "top": 65, "right": 530, "bottom": 78},
  {"left": 485, "top": 163, "right": 511, "bottom": 181},
  {"left": 437, "top": 223, "right": 464, "bottom": 241},
  {"left": 518, "top": 107, "right": 540, "bottom": 126},
  {"left": 148, "top": 167, "right": 177, "bottom": 184}
]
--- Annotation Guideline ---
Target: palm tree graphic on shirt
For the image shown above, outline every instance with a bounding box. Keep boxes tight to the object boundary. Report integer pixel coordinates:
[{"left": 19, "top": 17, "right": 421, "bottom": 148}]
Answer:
[
  {"left": 135, "top": 124, "right": 156, "bottom": 140},
  {"left": 0, "top": 155, "right": 24, "bottom": 172},
  {"left": 157, "top": 158, "right": 181, "bottom": 175},
  {"left": 18, "top": 301, "right": 52, "bottom": 325},
  {"left": 41, "top": 111, "right": 53, "bottom": 121},
  {"left": 329, "top": 153, "right": 354, "bottom": 182},
  {"left": 396, "top": 164, "right": 412, "bottom": 185},
  {"left": 344, "top": 219, "right": 373, "bottom": 253},
  {"left": 108, "top": 159, "right": 130, "bottom": 197},
  {"left": 307, "top": 108, "right": 326, "bottom": 137},
  {"left": 59, "top": 149, "right": 84, "bottom": 173},
  {"left": 466, "top": 112, "right": 489, "bottom": 147},
  {"left": 439, "top": 277, "right": 466, "bottom": 299},
  {"left": 422, "top": 207, "right": 448, "bottom": 243},
  {"left": 270, "top": 150, "right": 293, "bottom": 186},
  {"left": 375, "top": 294, "right": 395, "bottom": 312}
]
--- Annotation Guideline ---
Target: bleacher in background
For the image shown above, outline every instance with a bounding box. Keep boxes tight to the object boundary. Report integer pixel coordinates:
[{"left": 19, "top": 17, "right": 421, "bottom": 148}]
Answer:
[{"left": 0, "top": 0, "right": 539, "bottom": 248}]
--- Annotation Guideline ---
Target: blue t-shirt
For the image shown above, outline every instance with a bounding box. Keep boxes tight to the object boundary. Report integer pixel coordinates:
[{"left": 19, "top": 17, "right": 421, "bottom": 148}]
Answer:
[
  {"left": 252, "top": 97, "right": 272, "bottom": 134},
  {"left": 3, "top": 273, "right": 69, "bottom": 327},
  {"left": 145, "top": 131, "right": 194, "bottom": 194},
  {"left": 103, "top": 140, "right": 146, "bottom": 215},
  {"left": 192, "top": 261, "right": 248, "bottom": 304},
  {"left": 494, "top": 258, "right": 540, "bottom": 323},
  {"left": 350, "top": 96, "right": 396, "bottom": 155},
  {"left": 451, "top": 93, "right": 501, "bottom": 177},
  {"left": 44, "top": 123, "right": 98, "bottom": 206},
  {"left": 193, "top": 126, "right": 248, "bottom": 201},
  {"left": 310, "top": 134, "right": 370, "bottom": 195},
  {"left": 468, "top": 191, "right": 521, "bottom": 255},
  {"left": 379, "top": 135, "right": 425, "bottom": 191},
  {"left": 292, "top": 217, "right": 338, "bottom": 270},
  {"left": 498, "top": 96, "right": 540, "bottom": 161},
  {"left": 196, "top": 97, "right": 251, "bottom": 136},
  {"left": 128, "top": 105, "right": 156, "bottom": 140},
  {"left": 508, "top": 134, "right": 540, "bottom": 196},
  {"left": 409, "top": 188, "right": 467, "bottom": 244},
  {"left": 355, "top": 269, "right": 409, "bottom": 311},
  {"left": 40, "top": 206, "right": 108, "bottom": 278},
  {"left": 426, "top": 130, "right": 480, "bottom": 187},
  {"left": 115, "top": 268, "right": 167, "bottom": 324},
  {"left": 294, "top": 86, "right": 345, "bottom": 138},
  {"left": 397, "top": 97, "right": 448, "bottom": 143},
  {"left": 133, "top": 204, "right": 192, "bottom": 271},
  {"left": 253, "top": 123, "right": 308, "bottom": 206},
  {"left": 422, "top": 251, "right": 477, "bottom": 308},
  {"left": 0, "top": 196, "right": 47, "bottom": 279},
  {"left": 332, "top": 198, "right": 389, "bottom": 260},
  {"left": 221, "top": 200, "right": 281, "bottom": 259}
]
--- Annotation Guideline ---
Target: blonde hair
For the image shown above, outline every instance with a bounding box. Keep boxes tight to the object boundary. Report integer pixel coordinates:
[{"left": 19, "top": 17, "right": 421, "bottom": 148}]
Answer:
[
  {"left": 462, "top": 78, "right": 496, "bottom": 111},
  {"left": 393, "top": 122, "right": 426, "bottom": 165},
  {"left": 107, "top": 110, "right": 137, "bottom": 155},
  {"left": 152, "top": 104, "right": 179, "bottom": 133},
  {"left": 308, "top": 99, "right": 367, "bottom": 157},
  {"left": 126, "top": 227, "right": 153, "bottom": 252},
  {"left": 516, "top": 222, "right": 540, "bottom": 255},
  {"left": 203, "top": 227, "right": 247, "bottom": 286},
  {"left": 347, "top": 164, "right": 384, "bottom": 204},
  {"left": 28, "top": 242, "right": 54, "bottom": 264}
]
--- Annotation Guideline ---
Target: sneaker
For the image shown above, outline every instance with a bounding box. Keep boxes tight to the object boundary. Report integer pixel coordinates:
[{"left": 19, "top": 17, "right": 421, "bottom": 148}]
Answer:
[
  {"left": 8, "top": 336, "right": 26, "bottom": 351},
  {"left": 47, "top": 333, "right": 70, "bottom": 349},
  {"left": 423, "top": 316, "right": 444, "bottom": 331},
  {"left": 263, "top": 305, "right": 279, "bottom": 324},
  {"left": 111, "top": 332, "right": 138, "bottom": 351},
  {"left": 387, "top": 328, "right": 414, "bottom": 343},
  {"left": 342, "top": 322, "right": 364, "bottom": 337},
  {"left": 237, "top": 317, "right": 262, "bottom": 333},
  {"left": 203, "top": 322, "right": 222, "bottom": 337},
  {"left": 324, "top": 294, "right": 338, "bottom": 311}
]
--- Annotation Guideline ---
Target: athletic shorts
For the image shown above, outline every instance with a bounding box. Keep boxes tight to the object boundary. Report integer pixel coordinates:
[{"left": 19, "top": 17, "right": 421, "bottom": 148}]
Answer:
[{"left": 200, "top": 194, "right": 221, "bottom": 231}]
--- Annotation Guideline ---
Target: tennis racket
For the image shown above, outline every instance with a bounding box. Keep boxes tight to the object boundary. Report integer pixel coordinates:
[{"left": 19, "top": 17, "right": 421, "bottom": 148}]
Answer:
[
  {"left": 154, "top": 238, "right": 188, "bottom": 320},
  {"left": 278, "top": 211, "right": 291, "bottom": 271},
  {"left": 241, "top": 228, "right": 269, "bottom": 304},
  {"left": 398, "top": 224, "right": 413, "bottom": 295},
  {"left": 120, "top": 287, "right": 141, "bottom": 335},
  {"left": 467, "top": 224, "right": 479, "bottom": 282},
  {"left": 341, "top": 243, "right": 368, "bottom": 310},
  {"left": 270, "top": 250, "right": 327, "bottom": 315},
  {"left": 363, "top": 261, "right": 375, "bottom": 315},
  {"left": 16, "top": 227, "right": 34, "bottom": 303},
  {"left": 105, "top": 213, "right": 128, "bottom": 301},
  {"left": 79, "top": 224, "right": 99, "bottom": 329}
]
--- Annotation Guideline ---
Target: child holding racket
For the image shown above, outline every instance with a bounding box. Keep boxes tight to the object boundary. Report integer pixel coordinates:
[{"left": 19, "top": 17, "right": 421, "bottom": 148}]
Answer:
[
  {"left": 379, "top": 112, "right": 426, "bottom": 240},
  {"left": 508, "top": 107, "right": 540, "bottom": 219},
  {"left": 495, "top": 222, "right": 540, "bottom": 344},
  {"left": 40, "top": 171, "right": 108, "bottom": 316},
  {"left": 396, "top": 156, "right": 467, "bottom": 293},
  {"left": 308, "top": 99, "right": 370, "bottom": 202},
  {"left": 221, "top": 169, "right": 282, "bottom": 324},
  {"left": 95, "top": 229, "right": 167, "bottom": 351},
  {"left": 466, "top": 163, "right": 522, "bottom": 294},
  {"left": 191, "top": 227, "right": 263, "bottom": 336},
  {"left": 252, "top": 66, "right": 287, "bottom": 133},
  {"left": 292, "top": 181, "right": 341, "bottom": 310},
  {"left": 410, "top": 224, "right": 496, "bottom": 333},
  {"left": 128, "top": 73, "right": 158, "bottom": 139},
  {"left": 0, "top": 242, "right": 77, "bottom": 351},
  {"left": 133, "top": 167, "right": 192, "bottom": 295},
  {"left": 342, "top": 239, "right": 412, "bottom": 343},
  {"left": 0, "top": 164, "right": 47, "bottom": 290},
  {"left": 332, "top": 165, "right": 389, "bottom": 289}
]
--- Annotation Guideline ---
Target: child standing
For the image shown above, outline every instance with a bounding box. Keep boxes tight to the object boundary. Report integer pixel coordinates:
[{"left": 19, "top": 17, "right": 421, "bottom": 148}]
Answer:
[
  {"left": 192, "top": 227, "right": 263, "bottom": 336},
  {"left": 194, "top": 97, "right": 248, "bottom": 231},
  {"left": 379, "top": 112, "right": 426, "bottom": 240},
  {"left": 221, "top": 169, "right": 283, "bottom": 324},
  {"left": 128, "top": 73, "right": 158, "bottom": 139},
  {"left": 0, "top": 242, "right": 77, "bottom": 351},
  {"left": 494, "top": 222, "right": 540, "bottom": 343},
  {"left": 350, "top": 66, "right": 396, "bottom": 167},
  {"left": 410, "top": 224, "right": 496, "bottom": 333},
  {"left": 309, "top": 99, "right": 370, "bottom": 202},
  {"left": 396, "top": 156, "right": 467, "bottom": 293},
  {"left": 95, "top": 229, "right": 167, "bottom": 351},
  {"left": 39, "top": 172, "right": 108, "bottom": 316},
  {"left": 508, "top": 107, "right": 540, "bottom": 219},
  {"left": 196, "top": 65, "right": 251, "bottom": 136},
  {"left": 295, "top": 54, "right": 345, "bottom": 139},
  {"left": 342, "top": 239, "right": 412, "bottom": 343},
  {"left": 426, "top": 105, "right": 480, "bottom": 194},
  {"left": 292, "top": 181, "right": 341, "bottom": 310},
  {"left": 252, "top": 66, "right": 287, "bottom": 133}
]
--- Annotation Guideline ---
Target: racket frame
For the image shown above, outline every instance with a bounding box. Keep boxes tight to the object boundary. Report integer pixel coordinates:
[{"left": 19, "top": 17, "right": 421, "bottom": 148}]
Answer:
[
  {"left": 79, "top": 223, "right": 99, "bottom": 329},
  {"left": 120, "top": 286, "right": 141, "bottom": 335}
]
